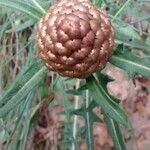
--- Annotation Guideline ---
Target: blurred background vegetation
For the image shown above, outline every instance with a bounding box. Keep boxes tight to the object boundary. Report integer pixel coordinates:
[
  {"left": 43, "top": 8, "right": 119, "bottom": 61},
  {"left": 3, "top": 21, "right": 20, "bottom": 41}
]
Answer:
[{"left": 0, "top": 0, "right": 150, "bottom": 150}]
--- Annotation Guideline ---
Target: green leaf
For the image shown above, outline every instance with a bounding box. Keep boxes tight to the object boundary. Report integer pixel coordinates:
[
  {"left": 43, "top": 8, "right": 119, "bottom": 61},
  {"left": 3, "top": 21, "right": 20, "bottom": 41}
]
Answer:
[
  {"left": 71, "top": 107, "right": 84, "bottom": 116},
  {"left": 0, "top": 59, "right": 44, "bottom": 107},
  {"left": 5, "top": 92, "right": 33, "bottom": 149},
  {"left": 116, "top": 25, "right": 140, "bottom": 40},
  {"left": 114, "top": 24, "right": 150, "bottom": 52},
  {"left": 7, "top": 19, "right": 36, "bottom": 32},
  {"left": 0, "top": 62, "right": 47, "bottom": 118},
  {"left": 105, "top": 116, "right": 126, "bottom": 150},
  {"left": 86, "top": 75, "right": 128, "bottom": 125},
  {"left": 0, "top": 15, "right": 9, "bottom": 39},
  {"left": 56, "top": 78, "right": 76, "bottom": 148},
  {"left": 110, "top": 49, "right": 150, "bottom": 78},
  {"left": 87, "top": 100, "right": 98, "bottom": 110},
  {"left": 0, "top": 0, "right": 43, "bottom": 20},
  {"left": 92, "top": 0, "right": 103, "bottom": 6},
  {"left": 66, "top": 84, "right": 87, "bottom": 96}
]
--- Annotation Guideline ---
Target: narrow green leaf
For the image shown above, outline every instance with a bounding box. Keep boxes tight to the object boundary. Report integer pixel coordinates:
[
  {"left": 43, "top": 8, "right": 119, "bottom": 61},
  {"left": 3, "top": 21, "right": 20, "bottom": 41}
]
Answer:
[
  {"left": 57, "top": 78, "right": 73, "bottom": 115},
  {"left": 7, "top": 19, "right": 36, "bottom": 32},
  {"left": 18, "top": 119, "right": 30, "bottom": 150},
  {"left": 66, "top": 84, "right": 87, "bottom": 95},
  {"left": 115, "top": 25, "right": 150, "bottom": 52},
  {"left": 0, "top": 66, "right": 47, "bottom": 118},
  {"left": 66, "top": 89, "right": 83, "bottom": 96},
  {"left": 110, "top": 50, "right": 150, "bottom": 78},
  {"left": 96, "top": 73, "right": 120, "bottom": 104},
  {"left": 89, "top": 111, "right": 102, "bottom": 123},
  {"left": 0, "top": 59, "right": 44, "bottom": 107},
  {"left": 30, "top": 0, "right": 46, "bottom": 14},
  {"left": 56, "top": 78, "right": 76, "bottom": 148},
  {"left": 71, "top": 107, "right": 84, "bottom": 116},
  {"left": 87, "top": 100, "right": 97, "bottom": 110},
  {"left": 92, "top": 0, "right": 103, "bottom": 6},
  {"left": 0, "top": 0, "right": 43, "bottom": 20},
  {"left": 0, "top": 16, "right": 9, "bottom": 39},
  {"left": 84, "top": 91, "right": 94, "bottom": 150},
  {"left": 112, "top": 0, "right": 132, "bottom": 22},
  {"left": 105, "top": 116, "right": 126, "bottom": 150},
  {"left": 86, "top": 75, "right": 127, "bottom": 125},
  {"left": 5, "top": 92, "right": 33, "bottom": 149}
]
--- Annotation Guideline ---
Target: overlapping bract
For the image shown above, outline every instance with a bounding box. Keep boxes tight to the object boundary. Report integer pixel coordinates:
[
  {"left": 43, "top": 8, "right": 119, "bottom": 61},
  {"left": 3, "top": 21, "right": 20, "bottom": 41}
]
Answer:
[{"left": 36, "top": 0, "right": 114, "bottom": 78}]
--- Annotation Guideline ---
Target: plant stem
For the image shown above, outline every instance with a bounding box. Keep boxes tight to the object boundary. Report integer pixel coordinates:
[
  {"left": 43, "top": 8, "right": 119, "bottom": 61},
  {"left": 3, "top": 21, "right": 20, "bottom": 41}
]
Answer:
[
  {"left": 72, "top": 79, "right": 81, "bottom": 150},
  {"left": 85, "top": 90, "right": 94, "bottom": 150}
]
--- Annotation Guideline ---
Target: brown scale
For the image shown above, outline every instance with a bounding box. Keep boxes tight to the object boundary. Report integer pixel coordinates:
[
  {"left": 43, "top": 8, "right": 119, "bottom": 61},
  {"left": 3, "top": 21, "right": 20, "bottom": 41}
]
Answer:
[{"left": 36, "top": 0, "right": 115, "bottom": 78}]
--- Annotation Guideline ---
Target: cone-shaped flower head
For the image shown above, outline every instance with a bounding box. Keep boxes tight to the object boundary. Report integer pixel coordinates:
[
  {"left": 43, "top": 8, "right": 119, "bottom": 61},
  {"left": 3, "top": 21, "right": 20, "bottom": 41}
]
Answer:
[{"left": 36, "top": 0, "right": 115, "bottom": 78}]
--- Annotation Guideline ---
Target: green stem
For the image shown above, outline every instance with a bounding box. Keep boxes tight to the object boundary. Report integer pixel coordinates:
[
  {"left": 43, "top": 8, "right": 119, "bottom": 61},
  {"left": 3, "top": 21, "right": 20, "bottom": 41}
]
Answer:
[
  {"left": 72, "top": 79, "right": 80, "bottom": 150},
  {"left": 85, "top": 90, "right": 94, "bottom": 150}
]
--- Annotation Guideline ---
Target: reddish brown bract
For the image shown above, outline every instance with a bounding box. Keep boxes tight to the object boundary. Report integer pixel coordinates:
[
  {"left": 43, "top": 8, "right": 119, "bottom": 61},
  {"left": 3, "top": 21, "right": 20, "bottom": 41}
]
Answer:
[{"left": 36, "top": 0, "right": 114, "bottom": 78}]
